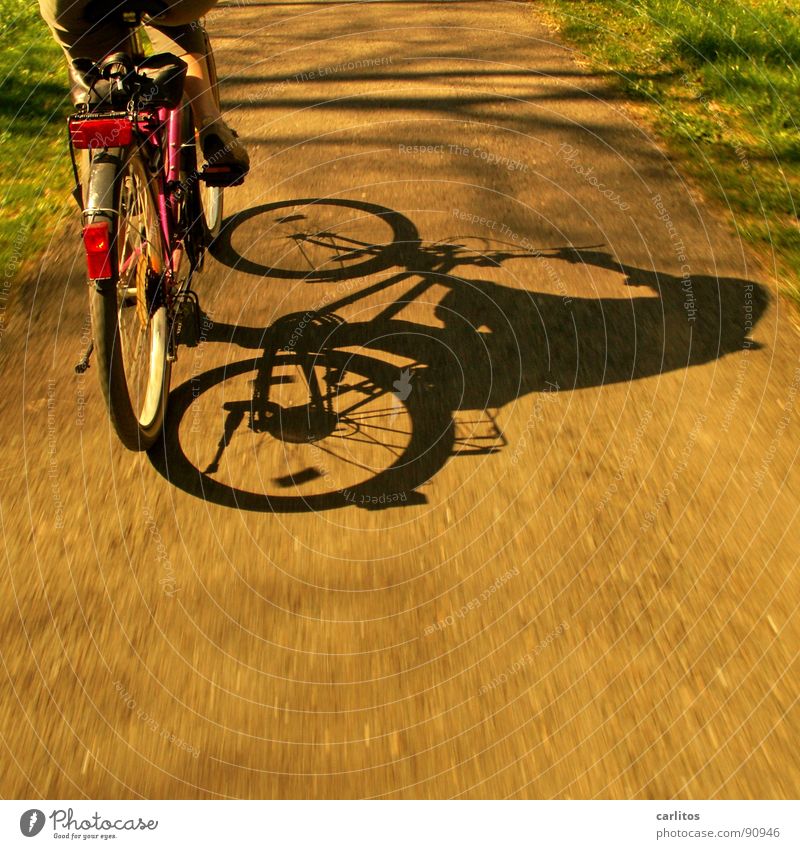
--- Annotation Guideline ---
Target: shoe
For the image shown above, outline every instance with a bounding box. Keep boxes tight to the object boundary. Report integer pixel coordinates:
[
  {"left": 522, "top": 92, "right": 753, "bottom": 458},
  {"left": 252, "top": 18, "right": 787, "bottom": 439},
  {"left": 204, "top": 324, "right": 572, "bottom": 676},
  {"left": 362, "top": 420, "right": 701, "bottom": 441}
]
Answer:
[{"left": 198, "top": 117, "right": 250, "bottom": 186}]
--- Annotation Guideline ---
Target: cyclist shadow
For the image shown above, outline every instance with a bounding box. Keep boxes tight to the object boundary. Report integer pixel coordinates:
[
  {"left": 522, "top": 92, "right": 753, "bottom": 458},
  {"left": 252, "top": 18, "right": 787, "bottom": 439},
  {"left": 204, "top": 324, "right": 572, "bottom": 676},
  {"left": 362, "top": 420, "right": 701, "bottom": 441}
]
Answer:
[{"left": 150, "top": 200, "right": 767, "bottom": 512}]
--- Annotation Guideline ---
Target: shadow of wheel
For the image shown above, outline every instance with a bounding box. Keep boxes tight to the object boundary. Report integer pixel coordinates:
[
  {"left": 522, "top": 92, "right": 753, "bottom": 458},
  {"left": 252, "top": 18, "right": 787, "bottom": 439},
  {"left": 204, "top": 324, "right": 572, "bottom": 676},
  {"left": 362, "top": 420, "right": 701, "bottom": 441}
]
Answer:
[
  {"left": 149, "top": 349, "right": 455, "bottom": 512},
  {"left": 209, "top": 197, "right": 421, "bottom": 282}
]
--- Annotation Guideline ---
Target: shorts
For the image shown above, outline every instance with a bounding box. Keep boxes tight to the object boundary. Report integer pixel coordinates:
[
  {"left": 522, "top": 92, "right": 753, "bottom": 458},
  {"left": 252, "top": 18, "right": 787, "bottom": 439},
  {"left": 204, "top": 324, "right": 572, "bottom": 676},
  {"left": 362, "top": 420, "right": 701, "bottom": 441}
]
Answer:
[{"left": 38, "top": 0, "right": 219, "bottom": 63}]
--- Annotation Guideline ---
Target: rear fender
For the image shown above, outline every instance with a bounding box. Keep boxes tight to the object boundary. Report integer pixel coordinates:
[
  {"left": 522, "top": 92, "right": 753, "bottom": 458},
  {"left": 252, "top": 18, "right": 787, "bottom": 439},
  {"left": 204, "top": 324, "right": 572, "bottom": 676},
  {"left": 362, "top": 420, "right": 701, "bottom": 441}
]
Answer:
[{"left": 83, "top": 149, "right": 125, "bottom": 285}]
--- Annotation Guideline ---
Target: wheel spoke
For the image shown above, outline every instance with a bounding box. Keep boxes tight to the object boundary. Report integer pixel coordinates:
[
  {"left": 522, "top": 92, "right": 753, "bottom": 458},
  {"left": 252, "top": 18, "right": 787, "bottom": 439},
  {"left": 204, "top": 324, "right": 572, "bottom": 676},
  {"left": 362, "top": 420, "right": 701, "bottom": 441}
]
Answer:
[
  {"left": 329, "top": 428, "right": 405, "bottom": 457},
  {"left": 341, "top": 417, "right": 413, "bottom": 437},
  {"left": 309, "top": 439, "right": 383, "bottom": 476}
]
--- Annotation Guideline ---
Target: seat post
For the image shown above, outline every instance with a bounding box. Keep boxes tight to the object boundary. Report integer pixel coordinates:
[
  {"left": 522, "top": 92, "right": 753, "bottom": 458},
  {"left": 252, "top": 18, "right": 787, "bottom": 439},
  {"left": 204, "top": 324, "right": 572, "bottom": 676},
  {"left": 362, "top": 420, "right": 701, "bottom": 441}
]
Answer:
[{"left": 120, "top": 11, "right": 147, "bottom": 64}]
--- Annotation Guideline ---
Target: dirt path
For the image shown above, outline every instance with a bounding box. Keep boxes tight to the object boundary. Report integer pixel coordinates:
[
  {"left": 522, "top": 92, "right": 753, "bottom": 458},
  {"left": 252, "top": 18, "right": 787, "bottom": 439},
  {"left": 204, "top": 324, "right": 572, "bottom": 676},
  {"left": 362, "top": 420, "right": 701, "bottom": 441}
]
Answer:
[{"left": 1, "top": 0, "right": 799, "bottom": 799}]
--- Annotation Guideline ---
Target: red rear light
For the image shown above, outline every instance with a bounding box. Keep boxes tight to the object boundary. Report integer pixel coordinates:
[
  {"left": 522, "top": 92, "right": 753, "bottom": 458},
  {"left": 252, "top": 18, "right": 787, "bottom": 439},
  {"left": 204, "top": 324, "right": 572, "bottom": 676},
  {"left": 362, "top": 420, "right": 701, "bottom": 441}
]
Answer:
[
  {"left": 83, "top": 222, "right": 113, "bottom": 279},
  {"left": 69, "top": 117, "right": 133, "bottom": 149}
]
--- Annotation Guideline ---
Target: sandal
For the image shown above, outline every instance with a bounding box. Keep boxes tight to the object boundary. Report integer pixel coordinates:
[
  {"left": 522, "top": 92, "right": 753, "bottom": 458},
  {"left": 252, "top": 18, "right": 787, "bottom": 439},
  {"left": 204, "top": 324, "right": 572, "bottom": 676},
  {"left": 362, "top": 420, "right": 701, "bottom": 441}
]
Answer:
[{"left": 198, "top": 117, "right": 250, "bottom": 186}]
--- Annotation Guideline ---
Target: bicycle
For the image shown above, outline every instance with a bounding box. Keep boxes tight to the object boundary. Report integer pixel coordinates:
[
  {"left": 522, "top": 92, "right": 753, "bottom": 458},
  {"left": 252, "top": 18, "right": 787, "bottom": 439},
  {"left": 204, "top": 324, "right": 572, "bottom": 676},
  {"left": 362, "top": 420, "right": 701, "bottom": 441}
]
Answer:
[{"left": 70, "top": 1, "right": 226, "bottom": 450}]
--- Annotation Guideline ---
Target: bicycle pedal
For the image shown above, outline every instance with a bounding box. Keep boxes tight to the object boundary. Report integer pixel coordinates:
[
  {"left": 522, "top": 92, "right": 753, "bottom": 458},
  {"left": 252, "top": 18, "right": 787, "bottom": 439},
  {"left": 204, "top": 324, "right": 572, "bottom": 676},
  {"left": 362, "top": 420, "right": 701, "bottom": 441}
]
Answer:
[
  {"left": 173, "top": 291, "right": 201, "bottom": 347},
  {"left": 199, "top": 165, "right": 246, "bottom": 187}
]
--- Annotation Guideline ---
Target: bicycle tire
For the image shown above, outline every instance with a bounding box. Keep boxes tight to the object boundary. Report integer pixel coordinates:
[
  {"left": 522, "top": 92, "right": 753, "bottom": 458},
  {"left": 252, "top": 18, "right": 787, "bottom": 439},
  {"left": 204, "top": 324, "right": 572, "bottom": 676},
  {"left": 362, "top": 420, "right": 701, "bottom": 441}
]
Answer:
[
  {"left": 197, "top": 24, "right": 224, "bottom": 240},
  {"left": 89, "top": 149, "right": 170, "bottom": 450},
  {"left": 200, "top": 182, "right": 224, "bottom": 240}
]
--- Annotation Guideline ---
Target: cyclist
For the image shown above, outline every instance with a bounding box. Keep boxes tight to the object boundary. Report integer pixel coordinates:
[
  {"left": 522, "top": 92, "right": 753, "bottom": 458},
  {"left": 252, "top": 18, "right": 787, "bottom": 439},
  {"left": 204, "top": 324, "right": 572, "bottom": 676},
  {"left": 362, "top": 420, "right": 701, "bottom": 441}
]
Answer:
[{"left": 38, "top": 0, "right": 249, "bottom": 182}]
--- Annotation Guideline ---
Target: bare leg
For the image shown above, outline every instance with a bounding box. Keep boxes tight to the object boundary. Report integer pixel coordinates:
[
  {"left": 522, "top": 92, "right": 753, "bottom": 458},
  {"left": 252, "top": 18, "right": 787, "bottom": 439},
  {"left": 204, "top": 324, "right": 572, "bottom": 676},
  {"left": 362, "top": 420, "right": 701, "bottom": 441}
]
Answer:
[
  {"left": 147, "top": 18, "right": 217, "bottom": 127},
  {"left": 181, "top": 51, "right": 220, "bottom": 128},
  {"left": 148, "top": 19, "right": 249, "bottom": 177}
]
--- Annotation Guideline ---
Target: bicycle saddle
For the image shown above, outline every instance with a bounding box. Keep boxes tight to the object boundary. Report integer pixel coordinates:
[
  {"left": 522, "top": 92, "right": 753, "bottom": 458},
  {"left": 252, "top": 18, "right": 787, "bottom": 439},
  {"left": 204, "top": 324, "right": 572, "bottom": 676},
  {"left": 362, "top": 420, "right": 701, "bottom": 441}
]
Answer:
[
  {"left": 71, "top": 50, "right": 187, "bottom": 110},
  {"left": 136, "top": 53, "right": 188, "bottom": 108}
]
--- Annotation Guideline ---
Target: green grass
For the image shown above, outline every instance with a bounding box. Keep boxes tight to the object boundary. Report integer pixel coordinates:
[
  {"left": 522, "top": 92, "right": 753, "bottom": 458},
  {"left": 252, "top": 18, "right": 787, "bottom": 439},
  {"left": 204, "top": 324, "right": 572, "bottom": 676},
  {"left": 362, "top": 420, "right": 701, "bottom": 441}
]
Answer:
[
  {"left": 0, "top": 0, "right": 73, "bottom": 288},
  {"left": 539, "top": 0, "right": 800, "bottom": 299},
  {"left": 3, "top": 1, "right": 800, "bottom": 307}
]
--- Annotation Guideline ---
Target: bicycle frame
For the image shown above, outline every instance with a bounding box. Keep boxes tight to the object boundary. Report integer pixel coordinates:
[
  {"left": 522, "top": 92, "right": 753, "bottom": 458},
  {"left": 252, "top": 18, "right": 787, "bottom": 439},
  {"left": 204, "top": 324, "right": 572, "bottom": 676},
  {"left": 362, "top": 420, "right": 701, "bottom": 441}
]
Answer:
[
  {"left": 143, "top": 104, "right": 190, "bottom": 292},
  {"left": 73, "top": 14, "right": 199, "bottom": 305},
  {"left": 87, "top": 105, "right": 188, "bottom": 301}
]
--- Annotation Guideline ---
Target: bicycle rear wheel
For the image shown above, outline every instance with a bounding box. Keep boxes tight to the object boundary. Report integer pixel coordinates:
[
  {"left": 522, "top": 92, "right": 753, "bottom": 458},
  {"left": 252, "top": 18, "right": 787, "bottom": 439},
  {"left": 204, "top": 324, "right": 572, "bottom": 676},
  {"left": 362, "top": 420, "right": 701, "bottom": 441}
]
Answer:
[
  {"left": 197, "top": 25, "right": 223, "bottom": 239},
  {"left": 90, "top": 150, "right": 170, "bottom": 450},
  {"left": 200, "top": 180, "right": 223, "bottom": 239}
]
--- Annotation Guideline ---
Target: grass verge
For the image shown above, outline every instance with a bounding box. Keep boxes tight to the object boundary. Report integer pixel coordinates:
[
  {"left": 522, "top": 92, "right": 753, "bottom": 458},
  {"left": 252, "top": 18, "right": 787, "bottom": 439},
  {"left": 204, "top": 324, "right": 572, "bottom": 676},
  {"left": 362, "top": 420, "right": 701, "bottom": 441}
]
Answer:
[
  {"left": 538, "top": 0, "right": 800, "bottom": 301},
  {"left": 0, "top": 1, "right": 73, "bottom": 308}
]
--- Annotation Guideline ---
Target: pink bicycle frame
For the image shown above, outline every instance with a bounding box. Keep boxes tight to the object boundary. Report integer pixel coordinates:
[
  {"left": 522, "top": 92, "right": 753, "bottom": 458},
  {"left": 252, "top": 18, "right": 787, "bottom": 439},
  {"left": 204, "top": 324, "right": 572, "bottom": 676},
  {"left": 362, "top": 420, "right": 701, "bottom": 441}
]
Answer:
[
  {"left": 112, "top": 103, "right": 189, "bottom": 292},
  {"left": 133, "top": 105, "right": 186, "bottom": 293}
]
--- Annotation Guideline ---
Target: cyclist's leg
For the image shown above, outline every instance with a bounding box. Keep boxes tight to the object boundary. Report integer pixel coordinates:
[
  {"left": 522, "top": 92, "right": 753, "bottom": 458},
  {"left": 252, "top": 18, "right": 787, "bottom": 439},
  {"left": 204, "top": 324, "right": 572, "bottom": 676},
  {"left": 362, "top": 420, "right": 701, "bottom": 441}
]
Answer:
[
  {"left": 38, "top": 0, "right": 130, "bottom": 102},
  {"left": 38, "top": 0, "right": 130, "bottom": 60},
  {"left": 145, "top": 11, "right": 216, "bottom": 123},
  {"left": 145, "top": 6, "right": 249, "bottom": 177}
]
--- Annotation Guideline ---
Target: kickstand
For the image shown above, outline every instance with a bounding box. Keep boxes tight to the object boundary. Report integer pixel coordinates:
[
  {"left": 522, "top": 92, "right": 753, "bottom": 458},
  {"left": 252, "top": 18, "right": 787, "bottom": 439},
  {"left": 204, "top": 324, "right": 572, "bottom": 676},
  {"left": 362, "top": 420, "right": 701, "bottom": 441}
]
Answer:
[{"left": 75, "top": 339, "right": 94, "bottom": 374}]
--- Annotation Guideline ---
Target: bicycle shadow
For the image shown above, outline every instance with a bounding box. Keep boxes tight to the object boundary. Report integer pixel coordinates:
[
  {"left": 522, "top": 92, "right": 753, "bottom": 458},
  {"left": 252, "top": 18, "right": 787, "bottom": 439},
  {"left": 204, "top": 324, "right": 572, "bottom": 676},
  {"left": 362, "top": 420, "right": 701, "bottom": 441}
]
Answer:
[{"left": 149, "top": 199, "right": 767, "bottom": 511}]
